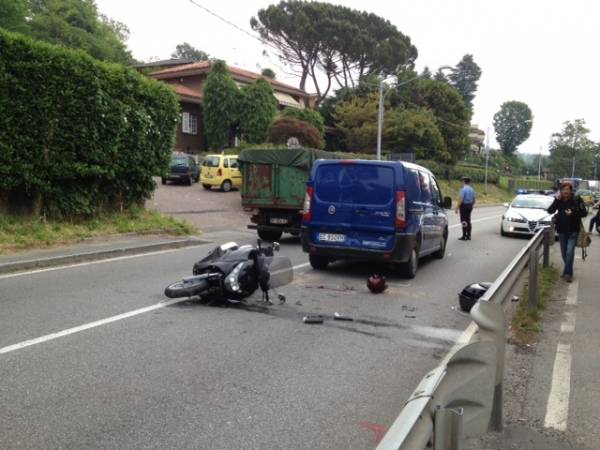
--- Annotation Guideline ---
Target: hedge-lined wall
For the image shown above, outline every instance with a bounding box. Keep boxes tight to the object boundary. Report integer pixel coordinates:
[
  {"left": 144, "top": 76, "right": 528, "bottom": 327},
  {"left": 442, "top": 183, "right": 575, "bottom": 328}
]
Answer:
[
  {"left": 0, "top": 30, "right": 179, "bottom": 218},
  {"left": 418, "top": 160, "right": 500, "bottom": 184}
]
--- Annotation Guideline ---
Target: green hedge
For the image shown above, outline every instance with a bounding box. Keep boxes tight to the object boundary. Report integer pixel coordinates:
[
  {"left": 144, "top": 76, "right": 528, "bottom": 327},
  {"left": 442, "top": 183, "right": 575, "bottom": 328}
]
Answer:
[
  {"left": 417, "top": 160, "right": 499, "bottom": 183},
  {"left": 0, "top": 30, "right": 179, "bottom": 217},
  {"left": 499, "top": 177, "right": 553, "bottom": 191}
]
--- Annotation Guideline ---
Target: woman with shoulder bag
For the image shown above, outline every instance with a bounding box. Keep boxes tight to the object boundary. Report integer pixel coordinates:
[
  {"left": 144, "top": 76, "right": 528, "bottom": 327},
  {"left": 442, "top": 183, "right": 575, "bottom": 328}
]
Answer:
[{"left": 547, "top": 182, "right": 588, "bottom": 282}]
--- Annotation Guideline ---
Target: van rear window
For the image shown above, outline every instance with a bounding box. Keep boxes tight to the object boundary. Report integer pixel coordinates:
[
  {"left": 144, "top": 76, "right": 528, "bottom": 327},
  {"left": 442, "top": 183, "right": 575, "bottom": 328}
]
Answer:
[{"left": 315, "top": 164, "right": 395, "bottom": 205}]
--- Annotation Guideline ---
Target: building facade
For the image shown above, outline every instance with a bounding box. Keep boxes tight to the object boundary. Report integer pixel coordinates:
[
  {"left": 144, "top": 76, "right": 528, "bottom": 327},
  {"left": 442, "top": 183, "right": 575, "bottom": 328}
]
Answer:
[{"left": 149, "top": 61, "right": 310, "bottom": 154}]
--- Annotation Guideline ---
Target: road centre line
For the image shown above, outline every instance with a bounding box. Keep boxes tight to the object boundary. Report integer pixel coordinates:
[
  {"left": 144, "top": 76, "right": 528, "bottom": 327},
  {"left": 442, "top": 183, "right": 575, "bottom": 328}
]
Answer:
[
  {"left": 0, "top": 245, "right": 208, "bottom": 280},
  {"left": 0, "top": 262, "right": 311, "bottom": 356}
]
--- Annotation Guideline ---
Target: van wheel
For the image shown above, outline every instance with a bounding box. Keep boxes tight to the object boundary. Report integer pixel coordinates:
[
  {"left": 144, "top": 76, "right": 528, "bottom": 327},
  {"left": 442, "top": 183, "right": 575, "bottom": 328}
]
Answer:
[
  {"left": 309, "top": 255, "right": 330, "bottom": 270},
  {"left": 258, "top": 229, "right": 282, "bottom": 242},
  {"left": 221, "top": 180, "right": 232, "bottom": 192},
  {"left": 186, "top": 176, "right": 192, "bottom": 186},
  {"left": 202, "top": 184, "right": 212, "bottom": 190},
  {"left": 400, "top": 248, "right": 418, "bottom": 279},
  {"left": 433, "top": 234, "right": 447, "bottom": 259}
]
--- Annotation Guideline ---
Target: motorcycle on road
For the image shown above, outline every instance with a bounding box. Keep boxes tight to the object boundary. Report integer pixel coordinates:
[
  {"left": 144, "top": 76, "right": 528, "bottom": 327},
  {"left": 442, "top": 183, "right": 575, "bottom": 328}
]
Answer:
[{"left": 164, "top": 240, "right": 293, "bottom": 305}]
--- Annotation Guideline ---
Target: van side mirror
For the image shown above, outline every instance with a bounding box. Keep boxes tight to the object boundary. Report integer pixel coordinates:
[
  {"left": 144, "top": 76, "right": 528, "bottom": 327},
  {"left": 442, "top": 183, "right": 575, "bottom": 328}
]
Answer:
[{"left": 442, "top": 197, "right": 452, "bottom": 209}]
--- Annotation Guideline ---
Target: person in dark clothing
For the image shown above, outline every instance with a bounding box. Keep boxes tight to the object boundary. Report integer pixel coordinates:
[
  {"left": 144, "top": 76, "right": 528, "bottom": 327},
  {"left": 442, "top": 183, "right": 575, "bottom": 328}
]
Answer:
[
  {"left": 456, "top": 176, "right": 476, "bottom": 240},
  {"left": 589, "top": 200, "right": 600, "bottom": 233},
  {"left": 547, "top": 182, "right": 588, "bottom": 282}
]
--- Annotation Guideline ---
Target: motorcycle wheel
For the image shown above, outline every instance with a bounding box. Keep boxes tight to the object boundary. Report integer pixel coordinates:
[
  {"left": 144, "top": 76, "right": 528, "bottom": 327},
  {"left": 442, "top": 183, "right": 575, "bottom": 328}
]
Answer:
[{"left": 164, "top": 279, "right": 209, "bottom": 298}]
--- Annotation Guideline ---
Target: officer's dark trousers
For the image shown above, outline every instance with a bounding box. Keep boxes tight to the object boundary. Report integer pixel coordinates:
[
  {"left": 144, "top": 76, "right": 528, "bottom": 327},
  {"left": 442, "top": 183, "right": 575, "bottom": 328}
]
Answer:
[{"left": 459, "top": 203, "right": 473, "bottom": 238}]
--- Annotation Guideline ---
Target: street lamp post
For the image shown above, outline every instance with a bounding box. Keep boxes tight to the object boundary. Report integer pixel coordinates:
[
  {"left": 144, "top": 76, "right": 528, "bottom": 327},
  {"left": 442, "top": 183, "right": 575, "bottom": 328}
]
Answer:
[
  {"left": 484, "top": 127, "right": 490, "bottom": 193},
  {"left": 376, "top": 65, "right": 454, "bottom": 160},
  {"left": 537, "top": 146, "right": 543, "bottom": 180}
]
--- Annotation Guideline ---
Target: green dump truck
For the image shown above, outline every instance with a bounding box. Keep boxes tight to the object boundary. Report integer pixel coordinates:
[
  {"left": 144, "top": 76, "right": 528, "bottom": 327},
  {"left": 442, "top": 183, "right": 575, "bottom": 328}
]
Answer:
[{"left": 239, "top": 148, "right": 342, "bottom": 241}]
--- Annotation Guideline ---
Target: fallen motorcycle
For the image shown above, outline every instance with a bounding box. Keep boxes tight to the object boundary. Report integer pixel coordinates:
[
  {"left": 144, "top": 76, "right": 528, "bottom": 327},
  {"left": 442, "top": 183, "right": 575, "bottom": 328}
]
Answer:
[{"left": 164, "top": 240, "right": 293, "bottom": 305}]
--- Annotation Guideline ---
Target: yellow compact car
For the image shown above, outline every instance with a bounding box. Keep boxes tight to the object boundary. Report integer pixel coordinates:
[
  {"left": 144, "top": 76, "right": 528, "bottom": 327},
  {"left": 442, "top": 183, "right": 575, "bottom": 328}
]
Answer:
[
  {"left": 577, "top": 189, "right": 594, "bottom": 205},
  {"left": 200, "top": 154, "right": 242, "bottom": 192}
]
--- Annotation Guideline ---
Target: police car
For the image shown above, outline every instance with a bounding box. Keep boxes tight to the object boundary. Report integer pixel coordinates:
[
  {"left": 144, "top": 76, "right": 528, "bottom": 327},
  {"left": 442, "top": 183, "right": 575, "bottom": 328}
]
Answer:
[{"left": 501, "top": 194, "right": 555, "bottom": 237}]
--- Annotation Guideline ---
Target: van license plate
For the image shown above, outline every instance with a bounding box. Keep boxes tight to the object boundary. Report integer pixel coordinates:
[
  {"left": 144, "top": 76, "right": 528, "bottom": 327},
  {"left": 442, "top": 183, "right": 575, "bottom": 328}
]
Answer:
[
  {"left": 318, "top": 233, "right": 345, "bottom": 243},
  {"left": 270, "top": 218, "right": 288, "bottom": 224}
]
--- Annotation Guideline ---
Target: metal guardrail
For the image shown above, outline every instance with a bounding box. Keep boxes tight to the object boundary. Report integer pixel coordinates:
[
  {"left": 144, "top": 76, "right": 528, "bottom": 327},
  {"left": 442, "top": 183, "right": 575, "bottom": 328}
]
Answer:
[{"left": 377, "top": 227, "right": 554, "bottom": 450}]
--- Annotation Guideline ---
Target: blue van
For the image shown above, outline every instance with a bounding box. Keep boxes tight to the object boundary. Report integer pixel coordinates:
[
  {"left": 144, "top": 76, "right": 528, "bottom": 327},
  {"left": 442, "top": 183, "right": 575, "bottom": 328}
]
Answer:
[{"left": 301, "top": 160, "right": 452, "bottom": 278}]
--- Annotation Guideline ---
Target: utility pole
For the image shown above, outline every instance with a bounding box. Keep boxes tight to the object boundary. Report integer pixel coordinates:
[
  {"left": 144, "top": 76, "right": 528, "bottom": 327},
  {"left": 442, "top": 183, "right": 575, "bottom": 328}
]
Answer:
[
  {"left": 537, "top": 145, "right": 543, "bottom": 180},
  {"left": 376, "top": 81, "right": 385, "bottom": 161},
  {"left": 484, "top": 127, "right": 490, "bottom": 193}
]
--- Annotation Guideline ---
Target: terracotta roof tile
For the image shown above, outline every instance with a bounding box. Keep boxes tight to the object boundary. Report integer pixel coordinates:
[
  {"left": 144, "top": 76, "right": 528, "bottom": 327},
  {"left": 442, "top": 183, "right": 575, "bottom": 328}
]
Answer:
[
  {"left": 172, "top": 84, "right": 203, "bottom": 100},
  {"left": 151, "top": 61, "right": 306, "bottom": 97}
]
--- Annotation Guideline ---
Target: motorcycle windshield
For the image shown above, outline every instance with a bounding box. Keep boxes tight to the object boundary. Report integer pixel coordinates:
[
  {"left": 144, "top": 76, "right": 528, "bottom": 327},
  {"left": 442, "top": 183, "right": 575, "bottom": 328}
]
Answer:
[{"left": 266, "top": 256, "right": 293, "bottom": 288}]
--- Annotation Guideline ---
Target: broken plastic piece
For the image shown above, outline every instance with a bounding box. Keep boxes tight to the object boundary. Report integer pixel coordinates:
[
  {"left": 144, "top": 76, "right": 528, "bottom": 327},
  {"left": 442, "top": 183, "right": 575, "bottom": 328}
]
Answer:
[
  {"left": 333, "top": 312, "right": 353, "bottom": 321},
  {"left": 303, "top": 315, "right": 324, "bottom": 324}
]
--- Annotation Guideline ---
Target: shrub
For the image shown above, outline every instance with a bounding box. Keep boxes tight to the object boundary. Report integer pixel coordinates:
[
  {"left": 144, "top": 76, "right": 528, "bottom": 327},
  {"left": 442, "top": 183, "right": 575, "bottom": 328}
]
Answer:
[
  {"left": 203, "top": 60, "right": 241, "bottom": 149},
  {"left": 418, "top": 160, "right": 499, "bottom": 183},
  {"left": 0, "top": 30, "right": 179, "bottom": 218},
  {"left": 239, "top": 79, "right": 278, "bottom": 144},
  {"left": 281, "top": 107, "right": 325, "bottom": 134},
  {"left": 267, "top": 117, "right": 324, "bottom": 149}
]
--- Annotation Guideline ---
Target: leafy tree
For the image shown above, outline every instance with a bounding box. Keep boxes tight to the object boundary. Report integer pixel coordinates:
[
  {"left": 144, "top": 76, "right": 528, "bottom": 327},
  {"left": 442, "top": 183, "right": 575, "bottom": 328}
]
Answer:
[
  {"left": 261, "top": 67, "right": 276, "bottom": 79},
  {"left": 318, "top": 73, "right": 379, "bottom": 126},
  {"left": 548, "top": 119, "right": 596, "bottom": 178},
  {"left": 394, "top": 77, "right": 471, "bottom": 162},
  {"left": 493, "top": 101, "right": 533, "bottom": 155},
  {"left": 420, "top": 66, "right": 432, "bottom": 79},
  {"left": 21, "top": 0, "right": 133, "bottom": 64},
  {"left": 333, "top": 94, "right": 379, "bottom": 152},
  {"left": 251, "top": 1, "right": 417, "bottom": 105},
  {"left": 203, "top": 60, "right": 242, "bottom": 149},
  {"left": 268, "top": 116, "right": 323, "bottom": 148},
  {"left": 239, "top": 79, "right": 278, "bottom": 144},
  {"left": 384, "top": 108, "right": 449, "bottom": 161},
  {"left": 281, "top": 107, "right": 324, "bottom": 134},
  {"left": 0, "top": 0, "right": 29, "bottom": 32},
  {"left": 171, "top": 42, "right": 209, "bottom": 61},
  {"left": 448, "top": 54, "right": 481, "bottom": 110}
]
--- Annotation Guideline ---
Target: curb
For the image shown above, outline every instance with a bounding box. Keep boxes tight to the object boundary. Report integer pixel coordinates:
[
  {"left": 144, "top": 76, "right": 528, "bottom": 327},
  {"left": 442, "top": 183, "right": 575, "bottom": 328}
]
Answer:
[{"left": 0, "top": 237, "right": 211, "bottom": 275}]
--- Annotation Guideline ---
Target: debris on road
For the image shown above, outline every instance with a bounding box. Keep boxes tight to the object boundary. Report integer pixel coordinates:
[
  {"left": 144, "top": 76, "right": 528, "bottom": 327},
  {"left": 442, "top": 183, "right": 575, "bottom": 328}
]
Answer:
[
  {"left": 303, "top": 315, "right": 324, "bottom": 324},
  {"left": 333, "top": 312, "right": 353, "bottom": 321},
  {"left": 401, "top": 305, "right": 416, "bottom": 312},
  {"left": 404, "top": 315, "right": 417, "bottom": 319}
]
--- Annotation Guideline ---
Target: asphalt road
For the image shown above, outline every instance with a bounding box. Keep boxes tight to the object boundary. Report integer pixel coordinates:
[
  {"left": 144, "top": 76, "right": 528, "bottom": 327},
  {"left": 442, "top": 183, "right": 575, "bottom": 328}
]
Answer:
[{"left": 0, "top": 206, "right": 527, "bottom": 449}]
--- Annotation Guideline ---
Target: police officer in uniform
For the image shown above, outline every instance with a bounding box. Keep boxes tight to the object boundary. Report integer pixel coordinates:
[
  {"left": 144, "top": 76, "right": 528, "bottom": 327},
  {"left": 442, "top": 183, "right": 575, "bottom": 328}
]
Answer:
[{"left": 456, "top": 176, "right": 476, "bottom": 240}]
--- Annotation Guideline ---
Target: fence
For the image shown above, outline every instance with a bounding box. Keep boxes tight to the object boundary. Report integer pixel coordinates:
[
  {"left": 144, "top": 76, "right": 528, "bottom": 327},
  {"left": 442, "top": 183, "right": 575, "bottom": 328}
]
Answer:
[
  {"left": 377, "top": 226, "right": 554, "bottom": 450},
  {"left": 498, "top": 177, "right": 553, "bottom": 192}
]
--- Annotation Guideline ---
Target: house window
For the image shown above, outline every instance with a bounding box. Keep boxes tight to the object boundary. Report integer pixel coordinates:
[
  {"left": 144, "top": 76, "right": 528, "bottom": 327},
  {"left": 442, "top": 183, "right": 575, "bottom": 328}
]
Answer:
[{"left": 182, "top": 112, "right": 197, "bottom": 135}]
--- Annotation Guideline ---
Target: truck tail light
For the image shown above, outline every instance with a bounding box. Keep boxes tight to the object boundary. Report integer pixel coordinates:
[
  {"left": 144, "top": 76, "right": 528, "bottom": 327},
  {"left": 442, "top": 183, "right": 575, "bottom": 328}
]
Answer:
[
  {"left": 217, "top": 168, "right": 222, "bottom": 177},
  {"left": 302, "top": 186, "right": 314, "bottom": 223},
  {"left": 396, "top": 191, "right": 407, "bottom": 229}
]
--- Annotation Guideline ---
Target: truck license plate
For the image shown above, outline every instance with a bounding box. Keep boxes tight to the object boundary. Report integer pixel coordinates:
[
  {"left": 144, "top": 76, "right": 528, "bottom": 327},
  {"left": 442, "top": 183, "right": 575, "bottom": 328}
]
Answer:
[
  {"left": 270, "top": 218, "right": 288, "bottom": 224},
  {"left": 318, "top": 233, "right": 345, "bottom": 243}
]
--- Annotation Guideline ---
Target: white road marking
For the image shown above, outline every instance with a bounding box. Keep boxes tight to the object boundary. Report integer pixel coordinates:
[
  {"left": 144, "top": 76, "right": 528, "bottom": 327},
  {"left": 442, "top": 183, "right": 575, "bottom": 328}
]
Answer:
[
  {"left": 0, "top": 262, "right": 310, "bottom": 356},
  {"left": 544, "top": 280, "right": 578, "bottom": 431},
  {"left": 544, "top": 342, "right": 573, "bottom": 431},
  {"left": 560, "top": 312, "right": 576, "bottom": 333},
  {"left": 0, "top": 245, "right": 208, "bottom": 280},
  {"left": 566, "top": 281, "right": 578, "bottom": 306}
]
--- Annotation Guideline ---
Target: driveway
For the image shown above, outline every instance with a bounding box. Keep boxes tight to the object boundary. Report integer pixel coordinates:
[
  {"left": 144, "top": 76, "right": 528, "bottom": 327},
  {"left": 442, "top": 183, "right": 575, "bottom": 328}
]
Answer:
[{"left": 148, "top": 177, "right": 248, "bottom": 233}]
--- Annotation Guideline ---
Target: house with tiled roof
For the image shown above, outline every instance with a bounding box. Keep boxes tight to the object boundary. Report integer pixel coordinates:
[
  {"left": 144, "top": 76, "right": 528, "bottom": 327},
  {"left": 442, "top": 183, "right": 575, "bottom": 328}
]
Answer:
[{"left": 148, "top": 61, "right": 310, "bottom": 153}]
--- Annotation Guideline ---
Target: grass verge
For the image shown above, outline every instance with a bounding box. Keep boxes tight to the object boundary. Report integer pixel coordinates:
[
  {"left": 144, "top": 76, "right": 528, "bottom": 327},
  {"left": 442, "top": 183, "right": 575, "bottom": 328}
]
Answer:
[
  {"left": 438, "top": 180, "right": 514, "bottom": 206},
  {"left": 511, "top": 265, "right": 560, "bottom": 345},
  {"left": 0, "top": 208, "right": 198, "bottom": 253}
]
